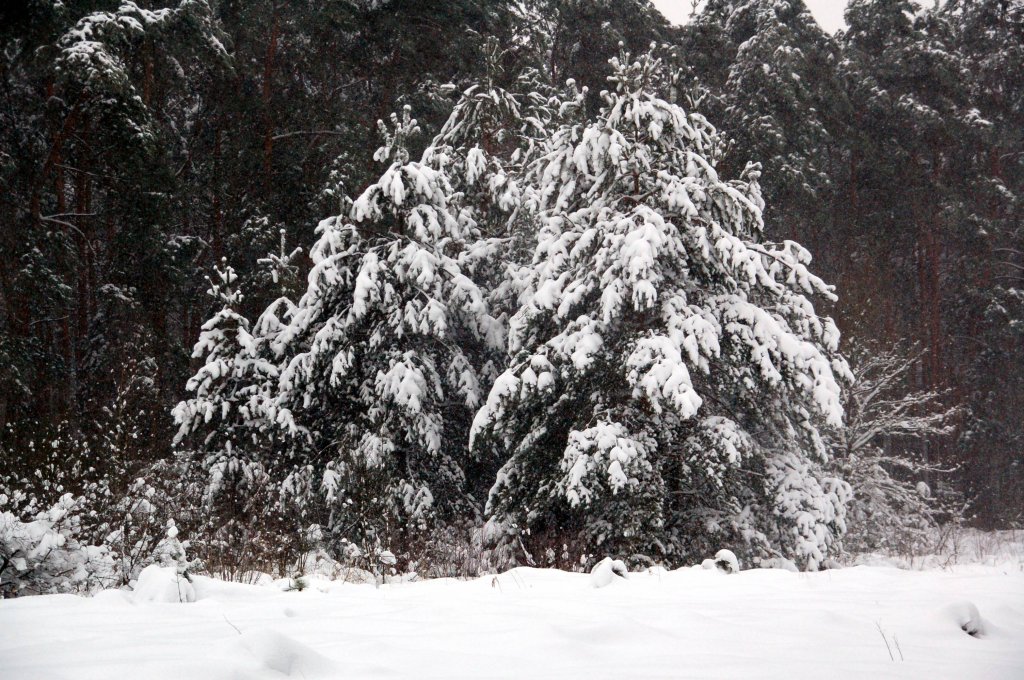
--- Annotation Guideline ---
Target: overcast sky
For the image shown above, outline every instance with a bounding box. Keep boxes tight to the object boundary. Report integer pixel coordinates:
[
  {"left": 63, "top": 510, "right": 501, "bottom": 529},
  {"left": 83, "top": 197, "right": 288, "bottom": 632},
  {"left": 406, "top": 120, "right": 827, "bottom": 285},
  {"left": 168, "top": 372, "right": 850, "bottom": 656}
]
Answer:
[{"left": 650, "top": 0, "right": 849, "bottom": 34}]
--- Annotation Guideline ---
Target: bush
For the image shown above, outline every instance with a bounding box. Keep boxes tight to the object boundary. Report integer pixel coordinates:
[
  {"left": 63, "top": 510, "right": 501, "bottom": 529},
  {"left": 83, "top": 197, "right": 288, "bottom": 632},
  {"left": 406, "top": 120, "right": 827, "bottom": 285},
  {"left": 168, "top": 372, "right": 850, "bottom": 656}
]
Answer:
[{"left": 0, "top": 494, "right": 117, "bottom": 597}]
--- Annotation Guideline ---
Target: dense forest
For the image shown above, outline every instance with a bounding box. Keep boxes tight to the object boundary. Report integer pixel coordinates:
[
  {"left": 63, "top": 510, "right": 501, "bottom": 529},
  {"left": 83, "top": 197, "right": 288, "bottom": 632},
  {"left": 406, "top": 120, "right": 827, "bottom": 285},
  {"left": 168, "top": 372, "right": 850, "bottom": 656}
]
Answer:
[{"left": 1, "top": 0, "right": 1022, "bottom": 593}]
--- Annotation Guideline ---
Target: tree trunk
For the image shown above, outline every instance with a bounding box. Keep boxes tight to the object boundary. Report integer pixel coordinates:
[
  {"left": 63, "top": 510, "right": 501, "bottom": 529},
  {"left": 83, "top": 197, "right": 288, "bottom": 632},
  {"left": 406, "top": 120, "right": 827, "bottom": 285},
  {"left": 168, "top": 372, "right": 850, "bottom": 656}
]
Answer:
[{"left": 262, "top": 8, "right": 280, "bottom": 180}]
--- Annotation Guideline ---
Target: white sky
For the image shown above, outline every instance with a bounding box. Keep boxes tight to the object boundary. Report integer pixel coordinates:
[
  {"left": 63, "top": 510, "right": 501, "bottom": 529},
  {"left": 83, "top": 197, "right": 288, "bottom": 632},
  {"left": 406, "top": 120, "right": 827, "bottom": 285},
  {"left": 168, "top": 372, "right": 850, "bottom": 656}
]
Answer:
[{"left": 651, "top": 0, "right": 849, "bottom": 34}]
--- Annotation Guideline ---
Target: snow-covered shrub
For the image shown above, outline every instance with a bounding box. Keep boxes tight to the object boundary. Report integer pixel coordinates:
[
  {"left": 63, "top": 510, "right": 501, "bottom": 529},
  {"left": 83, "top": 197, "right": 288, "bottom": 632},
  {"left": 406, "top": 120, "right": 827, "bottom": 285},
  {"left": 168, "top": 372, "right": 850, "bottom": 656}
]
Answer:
[
  {"left": 129, "top": 519, "right": 201, "bottom": 603},
  {"left": 121, "top": 455, "right": 310, "bottom": 583},
  {"left": 196, "top": 460, "right": 307, "bottom": 582},
  {"left": 590, "top": 556, "right": 629, "bottom": 587},
  {"left": 713, "top": 549, "right": 739, "bottom": 574},
  {"left": 828, "top": 343, "right": 961, "bottom": 558},
  {"left": 0, "top": 354, "right": 184, "bottom": 592},
  {"left": 472, "top": 48, "right": 850, "bottom": 570},
  {"left": 411, "top": 524, "right": 492, "bottom": 579},
  {"left": 0, "top": 494, "right": 116, "bottom": 597},
  {"left": 151, "top": 519, "right": 199, "bottom": 575}
]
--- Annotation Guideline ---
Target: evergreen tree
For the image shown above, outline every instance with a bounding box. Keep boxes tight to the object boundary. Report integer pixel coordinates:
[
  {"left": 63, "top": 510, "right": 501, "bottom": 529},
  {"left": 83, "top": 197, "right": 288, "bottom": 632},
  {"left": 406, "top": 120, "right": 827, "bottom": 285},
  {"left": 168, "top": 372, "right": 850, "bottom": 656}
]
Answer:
[
  {"left": 472, "top": 50, "right": 850, "bottom": 569},
  {"left": 527, "top": 0, "right": 669, "bottom": 97},
  {"left": 840, "top": 0, "right": 1024, "bottom": 523},
  {"left": 172, "top": 262, "right": 278, "bottom": 498},
  {"left": 939, "top": 0, "right": 1024, "bottom": 523},
  {"left": 693, "top": 0, "right": 845, "bottom": 253},
  {"left": 171, "top": 260, "right": 294, "bottom": 576},
  {"left": 270, "top": 104, "right": 505, "bottom": 559}
]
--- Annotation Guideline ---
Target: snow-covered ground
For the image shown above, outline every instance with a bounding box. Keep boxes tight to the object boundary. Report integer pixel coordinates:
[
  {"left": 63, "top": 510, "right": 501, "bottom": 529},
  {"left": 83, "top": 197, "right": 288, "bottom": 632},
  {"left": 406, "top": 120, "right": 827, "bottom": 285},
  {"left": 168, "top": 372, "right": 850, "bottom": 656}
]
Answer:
[{"left": 2, "top": 557, "right": 1023, "bottom": 680}]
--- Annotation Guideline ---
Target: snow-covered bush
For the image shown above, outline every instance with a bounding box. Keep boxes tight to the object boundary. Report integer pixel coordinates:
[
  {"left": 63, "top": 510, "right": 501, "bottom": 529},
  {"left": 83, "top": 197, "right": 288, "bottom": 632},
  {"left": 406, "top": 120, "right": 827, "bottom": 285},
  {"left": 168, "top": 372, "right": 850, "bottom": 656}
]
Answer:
[
  {"left": 713, "top": 549, "right": 739, "bottom": 574},
  {"left": 0, "top": 352, "right": 186, "bottom": 592},
  {"left": 151, "top": 519, "right": 199, "bottom": 575},
  {"left": 472, "top": 48, "right": 850, "bottom": 570},
  {"left": 829, "top": 343, "right": 961, "bottom": 558},
  {"left": 590, "top": 556, "right": 629, "bottom": 587},
  {"left": 130, "top": 519, "right": 201, "bottom": 603},
  {"left": 0, "top": 494, "right": 116, "bottom": 597}
]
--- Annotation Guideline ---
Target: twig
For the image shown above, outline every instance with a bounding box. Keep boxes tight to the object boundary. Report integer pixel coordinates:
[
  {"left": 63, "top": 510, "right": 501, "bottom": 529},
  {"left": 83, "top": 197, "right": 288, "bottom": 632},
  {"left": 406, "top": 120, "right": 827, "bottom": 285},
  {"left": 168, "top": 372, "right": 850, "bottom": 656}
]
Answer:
[
  {"left": 272, "top": 130, "right": 348, "bottom": 141},
  {"left": 875, "top": 621, "right": 895, "bottom": 661},
  {"left": 223, "top": 614, "right": 242, "bottom": 635}
]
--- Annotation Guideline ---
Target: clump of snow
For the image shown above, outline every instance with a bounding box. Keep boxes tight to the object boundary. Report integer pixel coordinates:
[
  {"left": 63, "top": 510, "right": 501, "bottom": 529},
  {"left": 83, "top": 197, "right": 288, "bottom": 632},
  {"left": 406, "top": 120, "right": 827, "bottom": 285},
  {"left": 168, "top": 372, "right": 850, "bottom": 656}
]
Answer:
[
  {"left": 714, "top": 549, "right": 740, "bottom": 574},
  {"left": 946, "top": 600, "right": 988, "bottom": 638},
  {"left": 0, "top": 494, "right": 117, "bottom": 596},
  {"left": 700, "top": 550, "right": 740, "bottom": 573},
  {"left": 590, "top": 557, "right": 629, "bottom": 587},
  {"left": 132, "top": 564, "right": 195, "bottom": 603}
]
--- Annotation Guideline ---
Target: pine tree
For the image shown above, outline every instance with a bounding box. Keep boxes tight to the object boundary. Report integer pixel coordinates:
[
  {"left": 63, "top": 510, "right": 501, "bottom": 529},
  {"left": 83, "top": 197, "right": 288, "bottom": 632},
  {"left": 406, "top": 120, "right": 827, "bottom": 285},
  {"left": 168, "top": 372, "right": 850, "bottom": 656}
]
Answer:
[
  {"left": 0, "top": 0, "right": 228, "bottom": 459},
  {"left": 701, "top": 0, "right": 844, "bottom": 252},
  {"left": 270, "top": 105, "right": 506, "bottom": 559},
  {"left": 472, "top": 49, "right": 850, "bottom": 569},
  {"left": 172, "top": 261, "right": 278, "bottom": 498},
  {"left": 527, "top": 0, "right": 669, "bottom": 98},
  {"left": 841, "top": 0, "right": 1024, "bottom": 523},
  {"left": 938, "top": 0, "right": 1024, "bottom": 523}
]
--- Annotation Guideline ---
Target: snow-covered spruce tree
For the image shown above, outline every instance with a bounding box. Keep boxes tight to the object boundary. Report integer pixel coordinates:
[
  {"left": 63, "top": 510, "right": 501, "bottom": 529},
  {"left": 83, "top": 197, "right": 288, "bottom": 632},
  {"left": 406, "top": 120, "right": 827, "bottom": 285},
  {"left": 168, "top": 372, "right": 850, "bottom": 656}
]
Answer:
[
  {"left": 271, "top": 106, "right": 506, "bottom": 560},
  {"left": 171, "top": 263, "right": 295, "bottom": 576},
  {"left": 830, "top": 342, "right": 960, "bottom": 557},
  {"left": 173, "top": 262, "right": 279, "bottom": 484},
  {"left": 471, "top": 49, "right": 850, "bottom": 570}
]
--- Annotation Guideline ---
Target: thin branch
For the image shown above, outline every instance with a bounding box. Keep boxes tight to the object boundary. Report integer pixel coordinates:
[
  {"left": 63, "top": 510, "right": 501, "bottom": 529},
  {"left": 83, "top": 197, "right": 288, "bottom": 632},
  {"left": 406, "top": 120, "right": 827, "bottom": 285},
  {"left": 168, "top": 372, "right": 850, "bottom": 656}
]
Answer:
[
  {"left": 42, "top": 212, "right": 97, "bottom": 219},
  {"left": 223, "top": 614, "right": 242, "bottom": 635},
  {"left": 271, "top": 130, "right": 348, "bottom": 141}
]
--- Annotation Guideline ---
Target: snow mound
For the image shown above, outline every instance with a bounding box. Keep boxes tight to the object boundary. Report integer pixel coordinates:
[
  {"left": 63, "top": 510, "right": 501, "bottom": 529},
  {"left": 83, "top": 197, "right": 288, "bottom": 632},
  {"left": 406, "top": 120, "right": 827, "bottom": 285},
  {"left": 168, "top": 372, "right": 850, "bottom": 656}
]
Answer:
[
  {"left": 229, "top": 628, "right": 337, "bottom": 678},
  {"left": 92, "top": 587, "right": 134, "bottom": 605},
  {"left": 590, "top": 557, "right": 629, "bottom": 588},
  {"left": 946, "top": 600, "right": 988, "bottom": 638},
  {"left": 132, "top": 565, "right": 195, "bottom": 603}
]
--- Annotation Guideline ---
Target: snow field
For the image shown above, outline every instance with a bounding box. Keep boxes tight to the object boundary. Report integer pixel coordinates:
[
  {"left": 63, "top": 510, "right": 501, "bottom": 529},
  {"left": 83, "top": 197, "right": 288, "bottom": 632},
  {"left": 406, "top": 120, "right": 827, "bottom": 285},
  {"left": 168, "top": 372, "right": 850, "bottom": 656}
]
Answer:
[{"left": 2, "top": 563, "right": 1023, "bottom": 679}]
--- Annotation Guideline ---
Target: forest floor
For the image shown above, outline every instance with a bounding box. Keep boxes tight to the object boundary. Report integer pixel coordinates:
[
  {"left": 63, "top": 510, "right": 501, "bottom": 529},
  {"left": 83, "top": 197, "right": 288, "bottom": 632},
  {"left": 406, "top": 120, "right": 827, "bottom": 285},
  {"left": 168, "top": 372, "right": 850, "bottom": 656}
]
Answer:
[{"left": 1, "top": 536, "right": 1023, "bottom": 679}]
